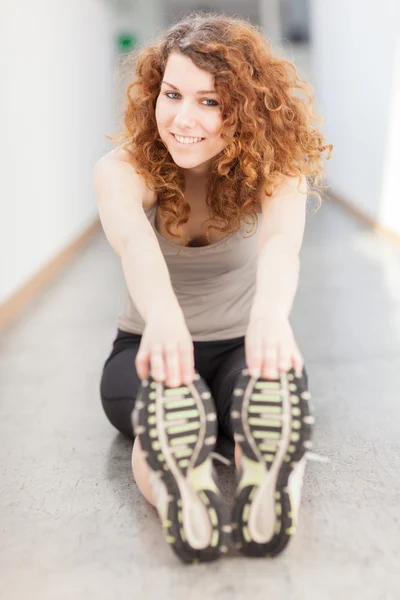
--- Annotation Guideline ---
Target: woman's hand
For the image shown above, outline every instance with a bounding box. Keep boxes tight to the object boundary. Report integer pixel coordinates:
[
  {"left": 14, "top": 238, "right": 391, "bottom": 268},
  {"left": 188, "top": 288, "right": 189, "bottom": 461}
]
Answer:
[
  {"left": 245, "top": 314, "right": 303, "bottom": 379},
  {"left": 135, "top": 312, "right": 195, "bottom": 387}
]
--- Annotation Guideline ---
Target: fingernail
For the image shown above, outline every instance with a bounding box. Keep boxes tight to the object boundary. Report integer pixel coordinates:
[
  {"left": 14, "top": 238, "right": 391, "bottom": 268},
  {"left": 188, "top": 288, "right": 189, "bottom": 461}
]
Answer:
[
  {"left": 250, "top": 368, "right": 260, "bottom": 379},
  {"left": 266, "top": 371, "right": 278, "bottom": 380}
]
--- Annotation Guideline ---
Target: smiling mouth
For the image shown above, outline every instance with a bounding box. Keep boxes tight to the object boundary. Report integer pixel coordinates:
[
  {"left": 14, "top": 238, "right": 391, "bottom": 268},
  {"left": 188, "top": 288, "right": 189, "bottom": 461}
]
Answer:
[{"left": 170, "top": 133, "right": 205, "bottom": 144}]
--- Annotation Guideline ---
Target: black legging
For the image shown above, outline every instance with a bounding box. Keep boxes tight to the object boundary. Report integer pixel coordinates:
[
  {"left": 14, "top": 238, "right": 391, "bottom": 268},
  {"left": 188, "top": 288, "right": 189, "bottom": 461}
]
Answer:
[{"left": 100, "top": 329, "right": 249, "bottom": 440}]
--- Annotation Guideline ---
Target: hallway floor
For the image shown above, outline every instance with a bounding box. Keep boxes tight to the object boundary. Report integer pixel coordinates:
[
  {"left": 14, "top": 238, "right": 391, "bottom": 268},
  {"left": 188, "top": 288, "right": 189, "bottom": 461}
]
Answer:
[{"left": 1, "top": 199, "right": 399, "bottom": 599}]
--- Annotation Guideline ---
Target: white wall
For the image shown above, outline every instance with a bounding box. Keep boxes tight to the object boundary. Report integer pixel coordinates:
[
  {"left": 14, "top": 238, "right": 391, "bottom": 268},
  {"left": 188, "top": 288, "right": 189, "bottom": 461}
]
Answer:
[
  {"left": 0, "top": 0, "right": 115, "bottom": 305},
  {"left": 309, "top": 0, "right": 400, "bottom": 232}
]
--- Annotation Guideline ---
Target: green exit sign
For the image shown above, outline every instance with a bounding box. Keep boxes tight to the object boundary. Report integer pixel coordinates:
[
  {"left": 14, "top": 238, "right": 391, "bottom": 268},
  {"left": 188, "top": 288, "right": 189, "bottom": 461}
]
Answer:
[{"left": 117, "top": 33, "right": 137, "bottom": 53}]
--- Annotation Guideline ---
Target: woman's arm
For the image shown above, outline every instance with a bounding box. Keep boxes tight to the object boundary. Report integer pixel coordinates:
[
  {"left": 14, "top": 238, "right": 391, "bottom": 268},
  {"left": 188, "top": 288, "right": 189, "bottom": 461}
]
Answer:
[
  {"left": 250, "top": 174, "right": 307, "bottom": 320},
  {"left": 246, "top": 175, "right": 307, "bottom": 379},
  {"left": 93, "top": 154, "right": 183, "bottom": 323}
]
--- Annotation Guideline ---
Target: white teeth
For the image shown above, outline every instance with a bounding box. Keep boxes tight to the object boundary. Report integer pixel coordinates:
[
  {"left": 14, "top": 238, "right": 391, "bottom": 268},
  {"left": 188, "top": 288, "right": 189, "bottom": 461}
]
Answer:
[{"left": 174, "top": 134, "right": 203, "bottom": 144}]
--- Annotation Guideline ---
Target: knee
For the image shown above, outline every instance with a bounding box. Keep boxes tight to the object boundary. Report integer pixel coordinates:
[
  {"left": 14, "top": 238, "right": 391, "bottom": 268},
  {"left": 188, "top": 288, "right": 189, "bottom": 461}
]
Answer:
[
  {"left": 100, "top": 349, "right": 142, "bottom": 439},
  {"left": 101, "top": 394, "right": 135, "bottom": 439}
]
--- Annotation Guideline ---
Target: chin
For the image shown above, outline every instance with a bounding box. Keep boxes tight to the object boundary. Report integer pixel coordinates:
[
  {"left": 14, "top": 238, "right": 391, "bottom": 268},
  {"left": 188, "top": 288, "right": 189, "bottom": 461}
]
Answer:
[{"left": 170, "top": 155, "right": 207, "bottom": 169}]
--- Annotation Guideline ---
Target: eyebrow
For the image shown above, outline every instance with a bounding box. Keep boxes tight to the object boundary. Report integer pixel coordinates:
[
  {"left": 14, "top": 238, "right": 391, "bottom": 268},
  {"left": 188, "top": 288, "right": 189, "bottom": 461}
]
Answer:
[{"left": 161, "top": 80, "right": 218, "bottom": 95}]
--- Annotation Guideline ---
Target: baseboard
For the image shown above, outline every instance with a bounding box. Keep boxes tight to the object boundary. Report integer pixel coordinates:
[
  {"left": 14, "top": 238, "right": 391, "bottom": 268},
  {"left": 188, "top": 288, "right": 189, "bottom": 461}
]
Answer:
[
  {"left": 0, "top": 218, "right": 102, "bottom": 332},
  {"left": 328, "top": 190, "right": 400, "bottom": 246}
]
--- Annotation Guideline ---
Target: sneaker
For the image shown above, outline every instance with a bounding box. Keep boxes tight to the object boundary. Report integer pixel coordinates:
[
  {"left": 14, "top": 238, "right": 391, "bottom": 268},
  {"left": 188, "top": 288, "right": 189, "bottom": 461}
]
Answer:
[
  {"left": 230, "top": 367, "right": 314, "bottom": 557},
  {"left": 131, "top": 373, "right": 230, "bottom": 564}
]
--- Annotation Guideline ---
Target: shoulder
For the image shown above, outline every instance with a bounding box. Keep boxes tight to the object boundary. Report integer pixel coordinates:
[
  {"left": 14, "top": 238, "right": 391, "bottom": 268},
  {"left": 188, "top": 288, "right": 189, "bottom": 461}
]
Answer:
[{"left": 100, "top": 145, "right": 157, "bottom": 211}]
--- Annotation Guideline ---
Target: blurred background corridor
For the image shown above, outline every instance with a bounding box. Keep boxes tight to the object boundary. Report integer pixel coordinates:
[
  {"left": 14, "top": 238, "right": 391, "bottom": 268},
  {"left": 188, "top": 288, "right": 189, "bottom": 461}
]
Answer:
[{"left": 1, "top": 1, "right": 400, "bottom": 598}]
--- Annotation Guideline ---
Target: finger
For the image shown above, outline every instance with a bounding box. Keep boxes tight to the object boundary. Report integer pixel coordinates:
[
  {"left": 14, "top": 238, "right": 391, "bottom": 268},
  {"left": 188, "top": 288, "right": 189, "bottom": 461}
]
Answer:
[
  {"left": 164, "top": 342, "right": 181, "bottom": 387},
  {"left": 135, "top": 345, "right": 150, "bottom": 380},
  {"left": 179, "top": 344, "right": 195, "bottom": 385},
  {"left": 246, "top": 337, "right": 263, "bottom": 378},
  {"left": 292, "top": 350, "right": 304, "bottom": 378},
  {"left": 261, "top": 344, "right": 279, "bottom": 379},
  {"left": 150, "top": 344, "right": 166, "bottom": 382},
  {"left": 278, "top": 345, "right": 292, "bottom": 372}
]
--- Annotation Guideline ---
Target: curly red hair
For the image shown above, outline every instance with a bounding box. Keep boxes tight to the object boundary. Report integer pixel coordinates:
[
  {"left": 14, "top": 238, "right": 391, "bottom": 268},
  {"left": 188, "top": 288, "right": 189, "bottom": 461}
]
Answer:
[{"left": 111, "top": 12, "right": 332, "bottom": 248}]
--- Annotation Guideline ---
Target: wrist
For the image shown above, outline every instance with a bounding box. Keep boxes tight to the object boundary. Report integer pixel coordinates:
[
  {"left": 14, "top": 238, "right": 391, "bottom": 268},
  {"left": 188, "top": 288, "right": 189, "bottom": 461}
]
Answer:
[
  {"left": 250, "top": 299, "right": 290, "bottom": 322},
  {"left": 146, "top": 298, "right": 184, "bottom": 323}
]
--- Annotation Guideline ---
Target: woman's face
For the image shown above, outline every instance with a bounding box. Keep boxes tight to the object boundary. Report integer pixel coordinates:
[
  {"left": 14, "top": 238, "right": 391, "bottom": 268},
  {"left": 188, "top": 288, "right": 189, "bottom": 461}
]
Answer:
[{"left": 155, "top": 52, "right": 229, "bottom": 177}]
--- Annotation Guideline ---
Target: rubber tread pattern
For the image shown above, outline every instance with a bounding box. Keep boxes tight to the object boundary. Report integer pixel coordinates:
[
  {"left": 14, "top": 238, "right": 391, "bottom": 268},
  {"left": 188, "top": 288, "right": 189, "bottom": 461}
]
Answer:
[
  {"left": 231, "top": 367, "right": 313, "bottom": 557},
  {"left": 131, "top": 374, "right": 230, "bottom": 564}
]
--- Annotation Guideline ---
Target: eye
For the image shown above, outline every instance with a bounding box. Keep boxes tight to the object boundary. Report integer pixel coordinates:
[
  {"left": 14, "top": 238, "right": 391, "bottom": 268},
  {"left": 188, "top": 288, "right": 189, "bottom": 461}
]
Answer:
[
  {"left": 202, "top": 99, "right": 219, "bottom": 107},
  {"left": 164, "top": 92, "right": 219, "bottom": 107},
  {"left": 165, "top": 92, "right": 180, "bottom": 100}
]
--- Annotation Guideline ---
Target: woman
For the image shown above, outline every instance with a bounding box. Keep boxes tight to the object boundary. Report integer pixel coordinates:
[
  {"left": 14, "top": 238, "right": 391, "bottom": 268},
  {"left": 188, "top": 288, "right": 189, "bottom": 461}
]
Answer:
[{"left": 94, "top": 13, "right": 332, "bottom": 565}]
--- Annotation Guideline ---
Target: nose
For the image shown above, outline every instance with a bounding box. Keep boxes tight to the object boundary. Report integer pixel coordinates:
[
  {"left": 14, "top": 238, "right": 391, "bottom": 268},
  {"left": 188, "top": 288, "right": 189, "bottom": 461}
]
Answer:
[{"left": 173, "top": 101, "right": 197, "bottom": 130}]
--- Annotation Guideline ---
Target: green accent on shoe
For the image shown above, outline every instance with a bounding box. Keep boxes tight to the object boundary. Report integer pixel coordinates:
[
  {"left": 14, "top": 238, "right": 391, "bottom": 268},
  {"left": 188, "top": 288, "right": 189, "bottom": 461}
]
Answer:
[
  {"left": 254, "top": 382, "right": 281, "bottom": 389},
  {"left": 199, "top": 491, "right": 210, "bottom": 505},
  {"left": 164, "top": 398, "right": 195, "bottom": 409},
  {"left": 166, "top": 535, "right": 176, "bottom": 544},
  {"left": 259, "top": 442, "right": 277, "bottom": 452},
  {"left": 263, "top": 453, "right": 275, "bottom": 462},
  {"left": 172, "top": 447, "right": 193, "bottom": 459},
  {"left": 208, "top": 508, "right": 218, "bottom": 527},
  {"left": 243, "top": 526, "right": 251, "bottom": 543},
  {"left": 251, "top": 393, "right": 281, "bottom": 402},
  {"left": 170, "top": 434, "right": 198, "bottom": 446},
  {"left": 238, "top": 455, "right": 265, "bottom": 490},
  {"left": 165, "top": 408, "right": 199, "bottom": 421},
  {"left": 285, "top": 527, "right": 295, "bottom": 535},
  {"left": 164, "top": 386, "right": 189, "bottom": 396},
  {"left": 248, "top": 405, "right": 282, "bottom": 413},
  {"left": 248, "top": 417, "right": 282, "bottom": 428},
  {"left": 167, "top": 421, "right": 200, "bottom": 435},
  {"left": 187, "top": 459, "right": 219, "bottom": 494},
  {"left": 253, "top": 430, "right": 281, "bottom": 439}
]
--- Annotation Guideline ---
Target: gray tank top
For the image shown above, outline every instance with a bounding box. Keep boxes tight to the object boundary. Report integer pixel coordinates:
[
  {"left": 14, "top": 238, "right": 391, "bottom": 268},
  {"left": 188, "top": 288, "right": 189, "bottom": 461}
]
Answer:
[{"left": 117, "top": 203, "right": 262, "bottom": 341}]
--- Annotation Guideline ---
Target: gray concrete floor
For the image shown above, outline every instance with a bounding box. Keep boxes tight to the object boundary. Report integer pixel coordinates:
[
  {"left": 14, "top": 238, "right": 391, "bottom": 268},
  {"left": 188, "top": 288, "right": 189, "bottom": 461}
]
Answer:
[{"left": 1, "top": 198, "right": 400, "bottom": 600}]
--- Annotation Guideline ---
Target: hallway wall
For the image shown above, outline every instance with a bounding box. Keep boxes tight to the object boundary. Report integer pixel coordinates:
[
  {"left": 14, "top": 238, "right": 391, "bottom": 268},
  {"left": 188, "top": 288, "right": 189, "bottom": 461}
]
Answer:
[
  {"left": 0, "top": 0, "right": 115, "bottom": 305},
  {"left": 309, "top": 0, "right": 400, "bottom": 234}
]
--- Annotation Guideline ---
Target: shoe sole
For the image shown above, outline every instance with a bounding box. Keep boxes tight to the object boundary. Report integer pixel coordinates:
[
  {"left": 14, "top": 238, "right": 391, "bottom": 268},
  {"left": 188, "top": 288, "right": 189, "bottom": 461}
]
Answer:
[
  {"left": 131, "top": 374, "right": 230, "bottom": 564},
  {"left": 230, "top": 368, "right": 313, "bottom": 557}
]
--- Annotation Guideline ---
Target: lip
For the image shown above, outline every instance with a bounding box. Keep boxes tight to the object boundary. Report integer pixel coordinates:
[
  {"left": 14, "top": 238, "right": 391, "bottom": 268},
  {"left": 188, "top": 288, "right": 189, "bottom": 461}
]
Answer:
[{"left": 170, "top": 132, "right": 205, "bottom": 144}]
